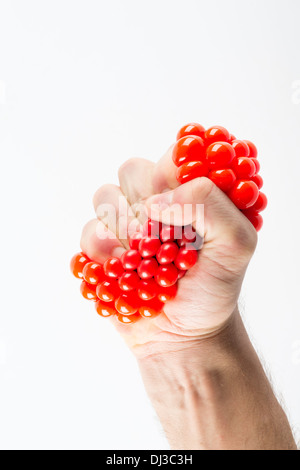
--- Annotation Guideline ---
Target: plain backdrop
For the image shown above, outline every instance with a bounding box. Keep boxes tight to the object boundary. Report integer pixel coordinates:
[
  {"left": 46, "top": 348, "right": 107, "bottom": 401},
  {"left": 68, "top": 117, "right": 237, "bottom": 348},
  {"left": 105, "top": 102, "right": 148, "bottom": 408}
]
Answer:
[{"left": 0, "top": 0, "right": 299, "bottom": 450}]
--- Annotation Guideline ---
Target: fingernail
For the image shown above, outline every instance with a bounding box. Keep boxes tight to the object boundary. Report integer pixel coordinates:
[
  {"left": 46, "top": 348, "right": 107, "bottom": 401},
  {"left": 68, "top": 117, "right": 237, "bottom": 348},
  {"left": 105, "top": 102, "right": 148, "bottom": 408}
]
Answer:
[{"left": 146, "top": 191, "right": 174, "bottom": 211}]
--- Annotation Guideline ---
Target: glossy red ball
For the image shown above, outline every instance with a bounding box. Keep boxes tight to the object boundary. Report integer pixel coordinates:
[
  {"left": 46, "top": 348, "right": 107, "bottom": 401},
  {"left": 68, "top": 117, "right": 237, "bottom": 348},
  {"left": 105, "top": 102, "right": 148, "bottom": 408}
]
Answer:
[
  {"left": 95, "top": 300, "right": 116, "bottom": 317},
  {"left": 176, "top": 123, "right": 205, "bottom": 140},
  {"left": 172, "top": 136, "right": 206, "bottom": 167},
  {"left": 137, "top": 279, "right": 158, "bottom": 301},
  {"left": 139, "top": 298, "right": 165, "bottom": 318},
  {"left": 175, "top": 248, "right": 198, "bottom": 270},
  {"left": 156, "top": 242, "right": 179, "bottom": 265},
  {"left": 70, "top": 252, "right": 90, "bottom": 279},
  {"left": 155, "top": 263, "right": 178, "bottom": 287},
  {"left": 244, "top": 140, "right": 258, "bottom": 159},
  {"left": 118, "top": 271, "right": 140, "bottom": 291},
  {"left": 80, "top": 281, "right": 97, "bottom": 301},
  {"left": 232, "top": 157, "right": 256, "bottom": 179},
  {"left": 228, "top": 180, "right": 259, "bottom": 210},
  {"left": 96, "top": 280, "right": 120, "bottom": 302},
  {"left": 137, "top": 258, "right": 159, "bottom": 279},
  {"left": 139, "top": 237, "right": 162, "bottom": 258},
  {"left": 176, "top": 161, "right": 209, "bottom": 184},
  {"left": 209, "top": 168, "right": 236, "bottom": 192},
  {"left": 158, "top": 283, "right": 178, "bottom": 302},
  {"left": 121, "top": 250, "right": 142, "bottom": 270},
  {"left": 206, "top": 142, "right": 235, "bottom": 169},
  {"left": 82, "top": 262, "right": 104, "bottom": 285},
  {"left": 231, "top": 140, "right": 250, "bottom": 157},
  {"left": 103, "top": 257, "right": 124, "bottom": 279},
  {"left": 205, "top": 126, "right": 230, "bottom": 144}
]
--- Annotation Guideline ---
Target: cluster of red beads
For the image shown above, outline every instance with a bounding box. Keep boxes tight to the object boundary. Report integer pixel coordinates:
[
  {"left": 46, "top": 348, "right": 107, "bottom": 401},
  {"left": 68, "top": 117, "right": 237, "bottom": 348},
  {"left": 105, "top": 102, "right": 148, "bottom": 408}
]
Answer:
[
  {"left": 70, "top": 220, "right": 201, "bottom": 324},
  {"left": 71, "top": 122, "right": 267, "bottom": 323},
  {"left": 173, "top": 123, "right": 267, "bottom": 231}
]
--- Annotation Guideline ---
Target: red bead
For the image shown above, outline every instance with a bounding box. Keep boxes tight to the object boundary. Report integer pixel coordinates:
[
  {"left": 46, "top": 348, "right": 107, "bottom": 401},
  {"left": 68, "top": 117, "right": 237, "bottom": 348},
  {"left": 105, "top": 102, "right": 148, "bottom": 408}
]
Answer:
[
  {"left": 121, "top": 250, "right": 142, "bottom": 270},
  {"left": 156, "top": 242, "right": 179, "bottom": 264},
  {"left": 137, "top": 258, "right": 159, "bottom": 279},
  {"left": 243, "top": 211, "right": 263, "bottom": 232},
  {"left": 129, "top": 232, "right": 143, "bottom": 250},
  {"left": 250, "top": 158, "right": 260, "bottom": 174},
  {"left": 231, "top": 157, "right": 256, "bottom": 179},
  {"left": 103, "top": 257, "right": 124, "bottom": 279},
  {"left": 172, "top": 136, "right": 206, "bottom": 167},
  {"left": 82, "top": 262, "right": 104, "bottom": 285},
  {"left": 95, "top": 300, "right": 116, "bottom": 317},
  {"left": 158, "top": 283, "right": 178, "bottom": 302},
  {"left": 204, "top": 126, "right": 230, "bottom": 144},
  {"left": 139, "top": 298, "right": 165, "bottom": 318},
  {"left": 155, "top": 263, "right": 178, "bottom": 287},
  {"left": 80, "top": 281, "right": 97, "bottom": 301},
  {"left": 137, "top": 279, "right": 158, "bottom": 300},
  {"left": 177, "top": 269, "right": 186, "bottom": 280},
  {"left": 247, "top": 192, "right": 268, "bottom": 213},
  {"left": 176, "top": 123, "right": 205, "bottom": 140},
  {"left": 143, "top": 219, "right": 161, "bottom": 238},
  {"left": 160, "top": 224, "right": 182, "bottom": 242},
  {"left": 117, "top": 313, "right": 141, "bottom": 324},
  {"left": 229, "top": 134, "right": 237, "bottom": 142},
  {"left": 118, "top": 271, "right": 140, "bottom": 291},
  {"left": 96, "top": 280, "right": 120, "bottom": 302},
  {"left": 251, "top": 174, "right": 263, "bottom": 189},
  {"left": 70, "top": 252, "right": 90, "bottom": 279},
  {"left": 176, "top": 161, "right": 209, "bottom": 184},
  {"left": 228, "top": 180, "right": 259, "bottom": 210},
  {"left": 231, "top": 140, "right": 250, "bottom": 157},
  {"left": 175, "top": 247, "right": 198, "bottom": 270},
  {"left": 206, "top": 142, "right": 235, "bottom": 169},
  {"left": 208, "top": 168, "right": 236, "bottom": 192},
  {"left": 115, "top": 292, "right": 140, "bottom": 315},
  {"left": 139, "top": 237, "right": 162, "bottom": 258},
  {"left": 244, "top": 140, "right": 258, "bottom": 158}
]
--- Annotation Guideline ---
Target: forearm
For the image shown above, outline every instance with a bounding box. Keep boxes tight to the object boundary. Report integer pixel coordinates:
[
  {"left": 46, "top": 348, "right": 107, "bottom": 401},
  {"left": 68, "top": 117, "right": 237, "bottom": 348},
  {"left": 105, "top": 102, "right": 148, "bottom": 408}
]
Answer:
[{"left": 138, "top": 311, "right": 297, "bottom": 450}]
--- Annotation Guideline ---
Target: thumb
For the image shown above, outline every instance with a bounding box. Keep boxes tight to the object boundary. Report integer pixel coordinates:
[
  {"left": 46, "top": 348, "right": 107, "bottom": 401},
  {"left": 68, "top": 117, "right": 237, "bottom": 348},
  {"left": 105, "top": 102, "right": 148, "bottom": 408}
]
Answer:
[{"left": 145, "top": 177, "right": 257, "bottom": 248}]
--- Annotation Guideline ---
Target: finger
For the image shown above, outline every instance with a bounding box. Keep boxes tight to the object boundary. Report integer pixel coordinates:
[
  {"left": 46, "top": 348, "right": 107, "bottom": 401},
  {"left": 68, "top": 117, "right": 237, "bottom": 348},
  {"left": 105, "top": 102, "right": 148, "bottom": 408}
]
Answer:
[
  {"left": 118, "top": 158, "right": 155, "bottom": 223},
  {"left": 80, "top": 219, "right": 125, "bottom": 264},
  {"left": 93, "top": 184, "right": 141, "bottom": 248},
  {"left": 145, "top": 177, "right": 258, "bottom": 250},
  {"left": 152, "top": 144, "right": 179, "bottom": 194}
]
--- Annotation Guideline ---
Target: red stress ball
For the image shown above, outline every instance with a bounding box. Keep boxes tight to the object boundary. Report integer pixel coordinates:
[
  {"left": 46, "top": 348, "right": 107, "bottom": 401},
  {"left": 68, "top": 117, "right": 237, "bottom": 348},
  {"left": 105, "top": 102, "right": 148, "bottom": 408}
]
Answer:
[
  {"left": 72, "top": 121, "right": 267, "bottom": 324},
  {"left": 172, "top": 136, "right": 206, "bottom": 167},
  {"left": 70, "top": 252, "right": 90, "bottom": 279}
]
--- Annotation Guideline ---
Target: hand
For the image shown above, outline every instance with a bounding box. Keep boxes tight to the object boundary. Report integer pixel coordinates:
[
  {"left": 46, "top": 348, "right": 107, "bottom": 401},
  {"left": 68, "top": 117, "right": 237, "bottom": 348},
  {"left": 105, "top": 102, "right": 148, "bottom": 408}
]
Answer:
[{"left": 80, "top": 146, "right": 257, "bottom": 357}]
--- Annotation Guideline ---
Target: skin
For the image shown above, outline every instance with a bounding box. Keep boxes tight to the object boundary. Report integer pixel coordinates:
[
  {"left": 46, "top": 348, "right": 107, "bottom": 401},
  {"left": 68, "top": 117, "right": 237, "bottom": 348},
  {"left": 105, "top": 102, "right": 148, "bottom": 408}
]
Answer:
[{"left": 80, "top": 146, "right": 297, "bottom": 450}]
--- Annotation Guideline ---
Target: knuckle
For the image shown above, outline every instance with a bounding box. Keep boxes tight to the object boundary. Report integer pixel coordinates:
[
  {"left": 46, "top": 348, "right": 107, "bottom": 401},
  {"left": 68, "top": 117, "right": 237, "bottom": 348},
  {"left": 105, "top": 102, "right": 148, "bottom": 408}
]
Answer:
[
  {"left": 191, "top": 177, "right": 215, "bottom": 202},
  {"left": 229, "top": 217, "right": 258, "bottom": 259},
  {"left": 93, "top": 184, "right": 119, "bottom": 210}
]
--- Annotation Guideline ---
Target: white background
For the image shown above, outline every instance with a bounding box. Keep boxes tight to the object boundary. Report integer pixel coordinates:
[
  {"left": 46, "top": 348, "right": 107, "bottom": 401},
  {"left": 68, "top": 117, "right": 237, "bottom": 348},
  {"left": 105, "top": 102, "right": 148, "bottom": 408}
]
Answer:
[{"left": 0, "top": 0, "right": 299, "bottom": 450}]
